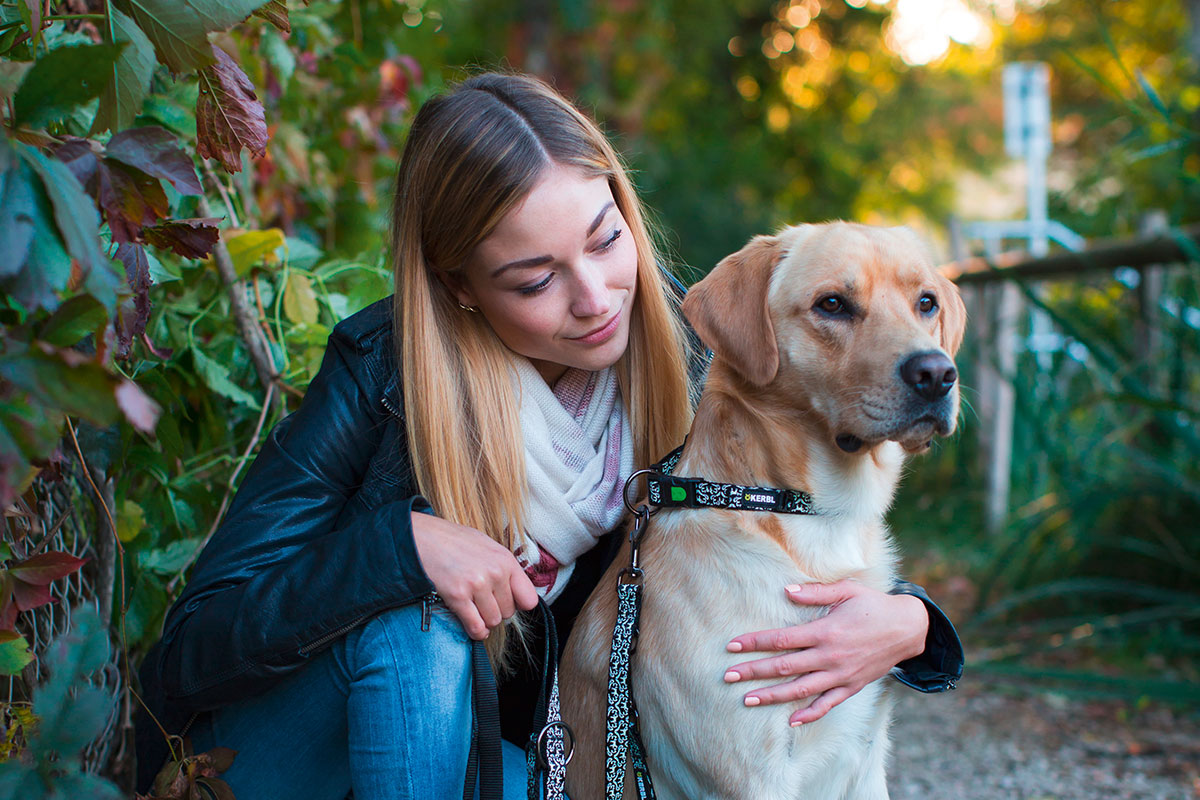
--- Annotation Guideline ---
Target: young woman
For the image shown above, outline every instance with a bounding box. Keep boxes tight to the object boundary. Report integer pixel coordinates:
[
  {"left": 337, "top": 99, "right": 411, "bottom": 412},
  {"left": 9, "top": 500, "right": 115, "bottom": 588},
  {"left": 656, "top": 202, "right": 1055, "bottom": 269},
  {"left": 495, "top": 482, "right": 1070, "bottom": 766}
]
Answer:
[{"left": 136, "top": 72, "right": 961, "bottom": 799}]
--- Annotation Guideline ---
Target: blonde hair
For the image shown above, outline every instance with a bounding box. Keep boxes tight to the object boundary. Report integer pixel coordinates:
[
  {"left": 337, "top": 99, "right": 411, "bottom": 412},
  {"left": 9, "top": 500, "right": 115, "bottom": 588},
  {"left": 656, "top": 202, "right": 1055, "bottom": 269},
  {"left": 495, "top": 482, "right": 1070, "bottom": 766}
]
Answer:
[{"left": 391, "top": 72, "right": 692, "bottom": 663}]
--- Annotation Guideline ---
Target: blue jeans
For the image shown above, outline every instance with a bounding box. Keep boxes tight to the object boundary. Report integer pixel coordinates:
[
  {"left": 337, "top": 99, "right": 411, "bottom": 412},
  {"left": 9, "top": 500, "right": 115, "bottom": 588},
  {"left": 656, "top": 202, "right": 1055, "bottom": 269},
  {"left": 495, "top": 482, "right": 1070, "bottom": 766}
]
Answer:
[{"left": 190, "top": 602, "right": 536, "bottom": 799}]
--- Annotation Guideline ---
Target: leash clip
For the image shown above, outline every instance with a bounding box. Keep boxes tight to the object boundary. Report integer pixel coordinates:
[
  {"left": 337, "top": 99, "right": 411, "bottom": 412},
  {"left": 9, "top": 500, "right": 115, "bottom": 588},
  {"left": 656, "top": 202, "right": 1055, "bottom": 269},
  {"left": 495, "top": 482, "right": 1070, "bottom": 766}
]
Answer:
[{"left": 617, "top": 505, "right": 650, "bottom": 587}]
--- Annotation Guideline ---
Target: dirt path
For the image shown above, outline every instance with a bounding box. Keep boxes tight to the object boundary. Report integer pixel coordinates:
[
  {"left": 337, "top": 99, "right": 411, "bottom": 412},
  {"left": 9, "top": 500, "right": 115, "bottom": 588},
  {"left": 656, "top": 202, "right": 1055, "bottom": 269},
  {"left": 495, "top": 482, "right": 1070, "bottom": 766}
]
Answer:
[{"left": 888, "top": 683, "right": 1200, "bottom": 799}]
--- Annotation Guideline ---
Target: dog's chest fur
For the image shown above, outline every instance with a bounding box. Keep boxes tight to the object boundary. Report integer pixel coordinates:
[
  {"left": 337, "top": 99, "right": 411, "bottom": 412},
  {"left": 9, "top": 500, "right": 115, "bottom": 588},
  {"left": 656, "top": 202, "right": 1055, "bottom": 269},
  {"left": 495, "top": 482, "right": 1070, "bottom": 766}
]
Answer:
[{"left": 626, "top": 451, "right": 901, "bottom": 799}]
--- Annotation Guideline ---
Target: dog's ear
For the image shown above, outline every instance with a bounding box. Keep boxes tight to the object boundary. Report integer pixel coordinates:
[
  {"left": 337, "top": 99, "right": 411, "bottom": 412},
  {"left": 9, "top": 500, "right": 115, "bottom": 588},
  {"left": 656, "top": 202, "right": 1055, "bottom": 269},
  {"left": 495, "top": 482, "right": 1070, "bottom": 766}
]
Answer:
[
  {"left": 936, "top": 274, "right": 967, "bottom": 356},
  {"left": 682, "top": 234, "right": 781, "bottom": 386}
]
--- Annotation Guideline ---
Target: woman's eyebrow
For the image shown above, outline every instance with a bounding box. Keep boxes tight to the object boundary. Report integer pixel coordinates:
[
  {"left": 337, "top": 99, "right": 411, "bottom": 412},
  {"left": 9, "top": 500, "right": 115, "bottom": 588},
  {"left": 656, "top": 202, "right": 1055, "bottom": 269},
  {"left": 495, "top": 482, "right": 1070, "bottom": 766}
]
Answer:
[{"left": 490, "top": 201, "right": 616, "bottom": 278}]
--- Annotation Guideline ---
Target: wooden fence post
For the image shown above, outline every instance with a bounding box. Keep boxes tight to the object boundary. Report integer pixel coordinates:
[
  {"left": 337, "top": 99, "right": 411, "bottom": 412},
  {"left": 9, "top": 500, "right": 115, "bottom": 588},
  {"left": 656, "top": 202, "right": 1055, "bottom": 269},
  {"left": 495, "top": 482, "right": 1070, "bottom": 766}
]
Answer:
[
  {"left": 985, "top": 237, "right": 1020, "bottom": 536},
  {"left": 1135, "top": 210, "right": 1169, "bottom": 384}
]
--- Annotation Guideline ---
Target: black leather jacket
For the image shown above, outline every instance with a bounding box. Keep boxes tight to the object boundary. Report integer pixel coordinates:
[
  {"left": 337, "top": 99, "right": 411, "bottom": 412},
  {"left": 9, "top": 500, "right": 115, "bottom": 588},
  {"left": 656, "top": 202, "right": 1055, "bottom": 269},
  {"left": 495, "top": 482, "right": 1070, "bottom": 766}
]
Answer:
[{"left": 136, "top": 295, "right": 963, "bottom": 788}]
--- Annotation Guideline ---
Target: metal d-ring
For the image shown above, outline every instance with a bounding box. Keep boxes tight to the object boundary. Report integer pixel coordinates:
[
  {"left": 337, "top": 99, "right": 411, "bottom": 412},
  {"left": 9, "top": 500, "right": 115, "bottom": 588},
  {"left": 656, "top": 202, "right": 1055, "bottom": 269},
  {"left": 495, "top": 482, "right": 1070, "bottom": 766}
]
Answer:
[
  {"left": 623, "top": 468, "right": 659, "bottom": 517},
  {"left": 535, "top": 720, "right": 576, "bottom": 769}
]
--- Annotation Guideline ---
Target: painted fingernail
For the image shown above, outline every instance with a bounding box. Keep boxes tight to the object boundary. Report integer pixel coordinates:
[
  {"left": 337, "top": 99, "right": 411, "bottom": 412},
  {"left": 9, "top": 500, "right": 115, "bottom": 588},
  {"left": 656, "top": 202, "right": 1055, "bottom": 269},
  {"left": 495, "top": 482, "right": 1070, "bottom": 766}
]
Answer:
[
  {"left": 785, "top": 584, "right": 802, "bottom": 593},
  {"left": 724, "top": 670, "right": 740, "bottom": 683},
  {"left": 790, "top": 719, "right": 804, "bottom": 727},
  {"left": 744, "top": 696, "right": 760, "bottom": 707},
  {"left": 726, "top": 641, "right": 743, "bottom": 652}
]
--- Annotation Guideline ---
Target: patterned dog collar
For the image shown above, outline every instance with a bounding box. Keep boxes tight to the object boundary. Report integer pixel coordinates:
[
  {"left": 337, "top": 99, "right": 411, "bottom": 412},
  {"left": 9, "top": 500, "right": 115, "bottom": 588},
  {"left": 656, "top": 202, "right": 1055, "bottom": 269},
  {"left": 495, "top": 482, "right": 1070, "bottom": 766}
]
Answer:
[{"left": 645, "top": 445, "right": 818, "bottom": 515}]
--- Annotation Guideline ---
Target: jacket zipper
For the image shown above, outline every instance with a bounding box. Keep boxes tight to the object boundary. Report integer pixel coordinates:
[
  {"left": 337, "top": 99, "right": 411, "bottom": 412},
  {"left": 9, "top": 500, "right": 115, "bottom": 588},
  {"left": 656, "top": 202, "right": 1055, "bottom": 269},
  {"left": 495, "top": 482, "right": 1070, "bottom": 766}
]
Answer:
[
  {"left": 380, "top": 392, "right": 402, "bottom": 420},
  {"left": 298, "top": 612, "right": 372, "bottom": 656}
]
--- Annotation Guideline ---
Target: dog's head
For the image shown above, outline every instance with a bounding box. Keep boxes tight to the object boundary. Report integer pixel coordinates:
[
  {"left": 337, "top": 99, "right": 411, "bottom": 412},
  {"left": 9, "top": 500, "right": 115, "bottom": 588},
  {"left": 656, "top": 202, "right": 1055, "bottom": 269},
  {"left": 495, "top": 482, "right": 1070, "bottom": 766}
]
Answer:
[{"left": 682, "top": 221, "right": 966, "bottom": 454}]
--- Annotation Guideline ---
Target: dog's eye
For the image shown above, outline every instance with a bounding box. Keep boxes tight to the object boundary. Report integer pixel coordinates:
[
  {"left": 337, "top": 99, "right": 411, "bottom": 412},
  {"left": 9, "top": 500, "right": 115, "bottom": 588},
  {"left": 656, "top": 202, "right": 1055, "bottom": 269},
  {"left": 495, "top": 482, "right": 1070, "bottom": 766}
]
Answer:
[
  {"left": 816, "top": 295, "right": 849, "bottom": 316},
  {"left": 918, "top": 294, "right": 938, "bottom": 315}
]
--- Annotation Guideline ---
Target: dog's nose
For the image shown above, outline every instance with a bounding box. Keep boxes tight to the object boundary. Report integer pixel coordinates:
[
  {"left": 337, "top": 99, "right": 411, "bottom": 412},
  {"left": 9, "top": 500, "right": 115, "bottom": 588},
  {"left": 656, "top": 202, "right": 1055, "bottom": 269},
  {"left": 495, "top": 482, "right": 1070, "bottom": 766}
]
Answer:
[{"left": 900, "top": 352, "right": 957, "bottom": 401}]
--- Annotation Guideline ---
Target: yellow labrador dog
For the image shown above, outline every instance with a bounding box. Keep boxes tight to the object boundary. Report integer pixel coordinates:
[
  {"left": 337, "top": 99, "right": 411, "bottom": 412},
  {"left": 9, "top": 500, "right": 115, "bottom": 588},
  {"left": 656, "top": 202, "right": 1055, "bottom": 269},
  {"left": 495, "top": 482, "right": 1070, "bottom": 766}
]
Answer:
[{"left": 559, "top": 222, "right": 966, "bottom": 799}]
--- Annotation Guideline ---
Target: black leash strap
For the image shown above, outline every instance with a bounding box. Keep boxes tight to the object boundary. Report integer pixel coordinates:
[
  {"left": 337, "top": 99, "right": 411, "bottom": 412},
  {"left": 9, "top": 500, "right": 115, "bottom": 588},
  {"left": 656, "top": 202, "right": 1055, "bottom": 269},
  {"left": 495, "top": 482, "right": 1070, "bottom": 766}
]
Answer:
[
  {"left": 526, "top": 598, "right": 572, "bottom": 800},
  {"left": 604, "top": 505, "right": 656, "bottom": 800},
  {"left": 466, "top": 639, "right": 503, "bottom": 800}
]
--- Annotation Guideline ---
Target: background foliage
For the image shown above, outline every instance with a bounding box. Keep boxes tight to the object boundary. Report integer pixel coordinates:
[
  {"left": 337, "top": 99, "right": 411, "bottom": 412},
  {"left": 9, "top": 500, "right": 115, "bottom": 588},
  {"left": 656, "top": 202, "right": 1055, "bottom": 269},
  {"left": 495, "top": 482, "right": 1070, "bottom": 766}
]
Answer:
[{"left": 0, "top": 0, "right": 1196, "bottom": 792}]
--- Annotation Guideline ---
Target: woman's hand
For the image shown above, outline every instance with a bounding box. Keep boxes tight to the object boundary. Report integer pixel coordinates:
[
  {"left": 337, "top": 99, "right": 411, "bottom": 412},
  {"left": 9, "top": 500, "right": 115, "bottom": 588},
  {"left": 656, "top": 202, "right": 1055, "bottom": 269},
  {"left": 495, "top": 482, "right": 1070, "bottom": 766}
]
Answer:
[
  {"left": 411, "top": 512, "right": 539, "bottom": 640},
  {"left": 723, "top": 580, "right": 929, "bottom": 726}
]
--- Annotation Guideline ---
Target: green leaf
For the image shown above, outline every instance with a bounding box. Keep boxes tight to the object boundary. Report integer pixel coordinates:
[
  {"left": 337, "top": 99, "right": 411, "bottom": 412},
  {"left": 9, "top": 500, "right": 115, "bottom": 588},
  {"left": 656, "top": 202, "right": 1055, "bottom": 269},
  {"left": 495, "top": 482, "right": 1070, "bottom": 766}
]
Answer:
[
  {"left": 226, "top": 228, "right": 285, "bottom": 276},
  {"left": 261, "top": 25, "right": 295, "bottom": 84},
  {"left": 12, "top": 43, "right": 125, "bottom": 128},
  {"left": 37, "top": 294, "right": 107, "bottom": 347},
  {"left": 16, "top": 0, "right": 40, "bottom": 53},
  {"left": 141, "top": 93, "right": 197, "bottom": 138},
  {"left": 44, "top": 772, "right": 124, "bottom": 800},
  {"left": 283, "top": 236, "right": 322, "bottom": 270},
  {"left": 138, "top": 537, "right": 202, "bottom": 574},
  {"left": 124, "top": 574, "right": 168, "bottom": 645},
  {"left": 0, "top": 632, "right": 33, "bottom": 676},
  {"left": 283, "top": 272, "right": 319, "bottom": 325},
  {"left": 0, "top": 152, "right": 37, "bottom": 278},
  {"left": 19, "top": 145, "right": 119, "bottom": 309},
  {"left": 190, "top": 347, "right": 260, "bottom": 408},
  {"left": 3, "top": 168, "right": 72, "bottom": 312},
  {"left": 0, "top": 400, "right": 64, "bottom": 508},
  {"left": 113, "top": 0, "right": 272, "bottom": 74},
  {"left": 0, "top": 344, "right": 120, "bottom": 426},
  {"left": 92, "top": 5, "right": 157, "bottom": 134},
  {"left": 30, "top": 608, "right": 112, "bottom": 763}
]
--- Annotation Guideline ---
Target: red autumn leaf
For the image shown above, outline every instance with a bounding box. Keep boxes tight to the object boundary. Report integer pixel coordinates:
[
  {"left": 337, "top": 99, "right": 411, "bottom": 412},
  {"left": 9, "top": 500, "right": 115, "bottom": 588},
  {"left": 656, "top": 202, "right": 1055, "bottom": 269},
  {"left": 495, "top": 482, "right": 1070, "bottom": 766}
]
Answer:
[
  {"left": 115, "top": 242, "right": 152, "bottom": 354},
  {"left": 191, "top": 747, "right": 237, "bottom": 777},
  {"left": 10, "top": 578, "right": 52, "bottom": 612},
  {"left": 196, "top": 45, "right": 269, "bottom": 173},
  {"left": 0, "top": 552, "right": 85, "bottom": 624},
  {"left": 96, "top": 158, "right": 170, "bottom": 244},
  {"left": 196, "top": 778, "right": 236, "bottom": 800},
  {"left": 148, "top": 745, "right": 238, "bottom": 800},
  {"left": 7, "top": 551, "right": 88, "bottom": 585},
  {"left": 142, "top": 218, "right": 221, "bottom": 259},
  {"left": 0, "top": 586, "right": 17, "bottom": 631},
  {"left": 53, "top": 140, "right": 171, "bottom": 243},
  {"left": 105, "top": 126, "right": 203, "bottom": 196},
  {"left": 53, "top": 137, "right": 99, "bottom": 187}
]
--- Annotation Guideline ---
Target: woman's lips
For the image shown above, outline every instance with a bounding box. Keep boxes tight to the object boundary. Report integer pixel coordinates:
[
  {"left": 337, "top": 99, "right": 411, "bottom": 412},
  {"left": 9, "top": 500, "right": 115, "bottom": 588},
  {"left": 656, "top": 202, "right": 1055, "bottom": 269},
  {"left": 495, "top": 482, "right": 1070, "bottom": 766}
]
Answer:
[{"left": 571, "top": 310, "right": 621, "bottom": 344}]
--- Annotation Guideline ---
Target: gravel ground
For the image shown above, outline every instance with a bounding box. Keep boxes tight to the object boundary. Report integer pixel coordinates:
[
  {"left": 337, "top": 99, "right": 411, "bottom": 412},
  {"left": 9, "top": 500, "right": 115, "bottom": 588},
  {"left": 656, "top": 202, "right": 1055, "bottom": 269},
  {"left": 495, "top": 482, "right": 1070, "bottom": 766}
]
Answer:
[{"left": 888, "top": 684, "right": 1200, "bottom": 799}]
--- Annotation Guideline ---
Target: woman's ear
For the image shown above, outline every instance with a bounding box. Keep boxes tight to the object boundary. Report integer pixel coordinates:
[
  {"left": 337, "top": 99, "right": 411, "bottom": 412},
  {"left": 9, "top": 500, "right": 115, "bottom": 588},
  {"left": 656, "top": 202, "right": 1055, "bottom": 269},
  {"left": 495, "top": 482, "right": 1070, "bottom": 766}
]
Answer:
[{"left": 437, "top": 271, "right": 478, "bottom": 310}]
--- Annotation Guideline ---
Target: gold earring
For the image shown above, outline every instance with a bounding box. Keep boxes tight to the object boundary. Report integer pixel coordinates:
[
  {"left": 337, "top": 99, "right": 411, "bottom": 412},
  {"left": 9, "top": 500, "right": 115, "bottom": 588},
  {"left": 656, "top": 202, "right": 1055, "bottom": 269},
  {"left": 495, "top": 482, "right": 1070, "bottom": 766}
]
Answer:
[{"left": 458, "top": 303, "right": 478, "bottom": 313}]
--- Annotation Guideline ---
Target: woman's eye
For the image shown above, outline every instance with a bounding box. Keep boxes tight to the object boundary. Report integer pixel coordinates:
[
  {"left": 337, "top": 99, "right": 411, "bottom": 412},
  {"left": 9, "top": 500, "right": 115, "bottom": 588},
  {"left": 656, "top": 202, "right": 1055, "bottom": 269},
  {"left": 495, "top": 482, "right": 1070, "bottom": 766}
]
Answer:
[
  {"left": 597, "top": 228, "right": 622, "bottom": 252},
  {"left": 918, "top": 293, "right": 938, "bottom": 314},
  {"left": 518, "top": 274, "right": 553, "bottom": 295},
  {"left": 816, "top": 295, "right": 848, "bottom": 315}
]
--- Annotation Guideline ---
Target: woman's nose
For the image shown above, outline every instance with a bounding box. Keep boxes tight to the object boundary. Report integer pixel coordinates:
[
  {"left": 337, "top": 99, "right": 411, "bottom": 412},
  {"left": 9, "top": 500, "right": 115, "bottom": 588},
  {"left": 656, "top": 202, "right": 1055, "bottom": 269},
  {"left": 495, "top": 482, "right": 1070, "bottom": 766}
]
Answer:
[{"left": 571, "top": 263, "right": 611, "bottom": 318}]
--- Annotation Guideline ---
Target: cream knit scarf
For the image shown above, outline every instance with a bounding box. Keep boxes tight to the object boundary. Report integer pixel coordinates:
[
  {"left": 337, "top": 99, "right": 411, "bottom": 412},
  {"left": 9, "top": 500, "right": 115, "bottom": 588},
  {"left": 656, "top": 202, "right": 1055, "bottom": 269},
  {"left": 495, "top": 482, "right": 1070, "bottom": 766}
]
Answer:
[{"left": 514, "top": 358, "right": 633, "bottom": 603}]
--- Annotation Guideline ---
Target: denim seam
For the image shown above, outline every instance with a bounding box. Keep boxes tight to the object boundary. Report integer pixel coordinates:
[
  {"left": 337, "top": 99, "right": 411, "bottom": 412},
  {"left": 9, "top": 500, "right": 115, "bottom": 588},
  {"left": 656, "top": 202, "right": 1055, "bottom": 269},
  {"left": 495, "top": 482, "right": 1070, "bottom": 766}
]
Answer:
[{"left": 375, "top": 615, "right": 417, "bottom": 800}]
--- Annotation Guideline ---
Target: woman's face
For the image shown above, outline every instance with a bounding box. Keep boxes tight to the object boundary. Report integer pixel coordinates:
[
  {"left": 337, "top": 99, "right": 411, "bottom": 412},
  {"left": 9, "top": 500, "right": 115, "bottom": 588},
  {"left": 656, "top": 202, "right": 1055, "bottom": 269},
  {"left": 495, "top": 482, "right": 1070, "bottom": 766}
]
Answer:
[{"left": 451, "top": 164, "right": 639, "bottom": 384}]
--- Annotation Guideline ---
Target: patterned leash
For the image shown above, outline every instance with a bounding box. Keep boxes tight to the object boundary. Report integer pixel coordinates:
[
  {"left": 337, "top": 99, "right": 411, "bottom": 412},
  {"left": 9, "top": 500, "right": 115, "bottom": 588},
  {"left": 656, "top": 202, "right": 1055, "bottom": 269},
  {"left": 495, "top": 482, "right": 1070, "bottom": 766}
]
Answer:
[
  {"left": 604, "top": 503, "right": 656, "bottom": 800},
  {"left": 527, "top": 598, "right": 572, "bottom": 800},
  {"left": 603, "top": 443, "right": 820, "bottom": 799}
]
